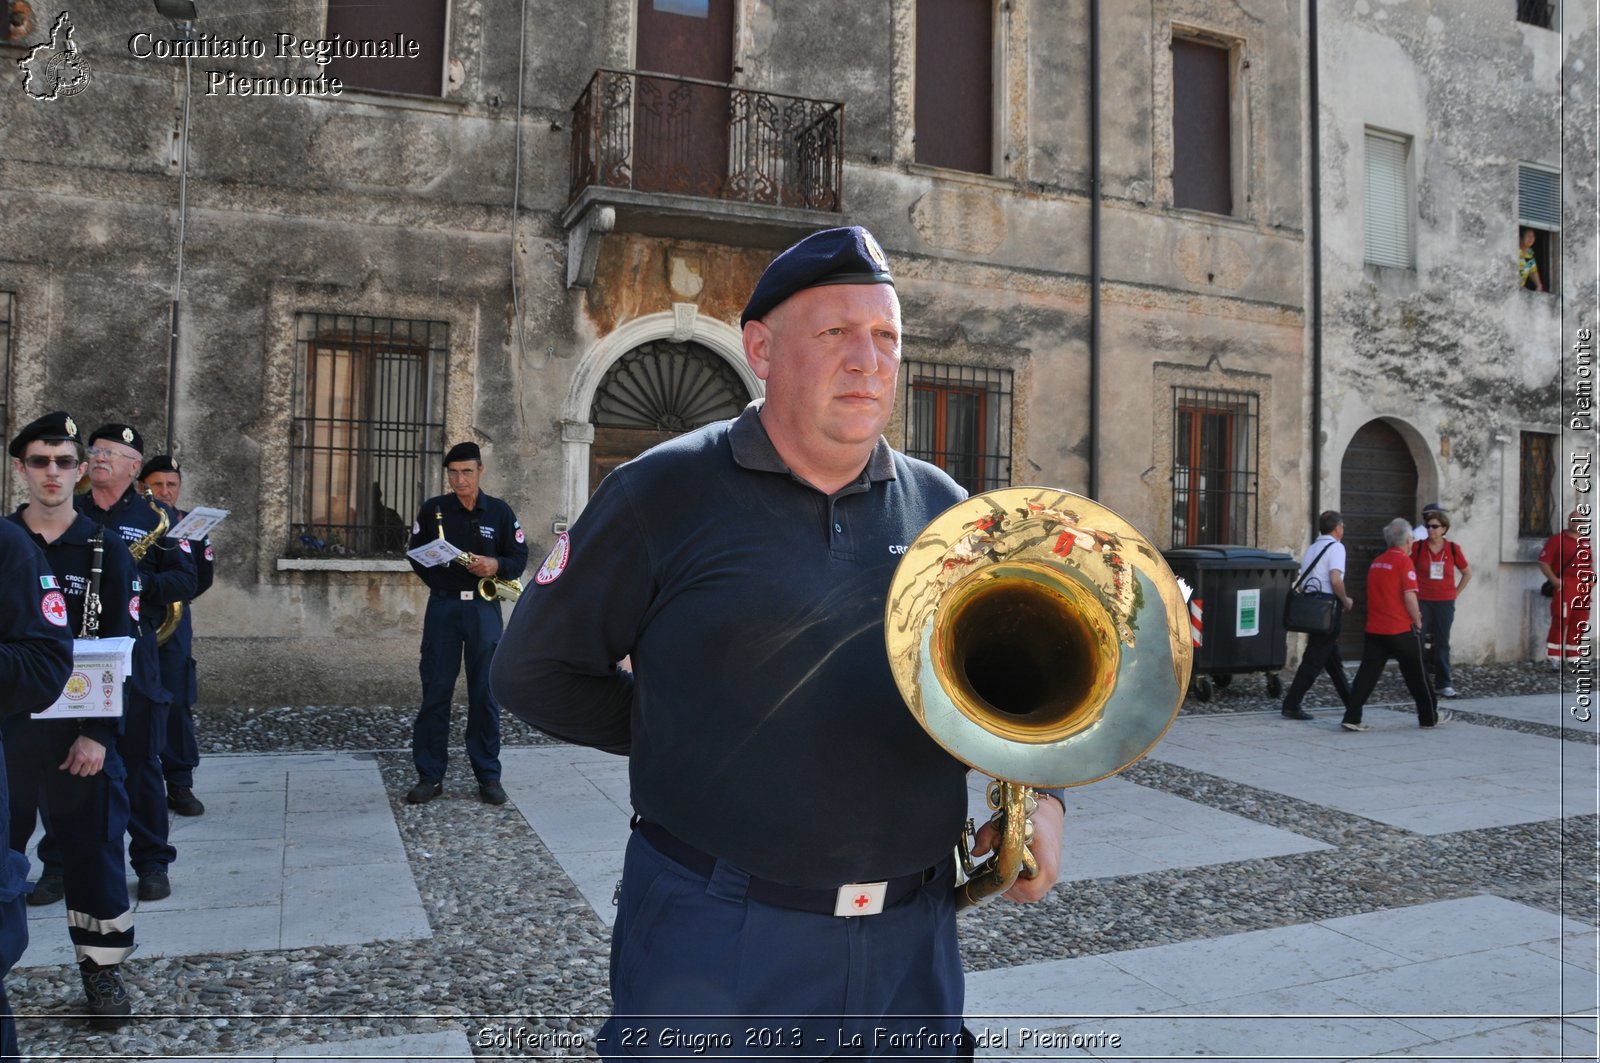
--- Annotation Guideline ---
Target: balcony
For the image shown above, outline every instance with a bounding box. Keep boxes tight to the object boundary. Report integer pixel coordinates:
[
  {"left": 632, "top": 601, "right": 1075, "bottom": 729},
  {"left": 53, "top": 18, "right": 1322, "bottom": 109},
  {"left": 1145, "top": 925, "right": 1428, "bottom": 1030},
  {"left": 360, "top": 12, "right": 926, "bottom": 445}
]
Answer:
[{"left": 563, "top": 69, "right": 845, "bottom": 283}]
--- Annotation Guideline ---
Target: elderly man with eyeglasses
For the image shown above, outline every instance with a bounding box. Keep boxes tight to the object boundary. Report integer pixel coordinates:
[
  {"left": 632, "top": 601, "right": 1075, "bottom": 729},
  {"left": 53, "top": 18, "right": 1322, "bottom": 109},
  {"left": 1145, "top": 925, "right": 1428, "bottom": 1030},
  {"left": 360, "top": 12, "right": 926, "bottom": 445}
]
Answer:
[{"left": 49, "top": 424, "right": 196, "bottom": 906}]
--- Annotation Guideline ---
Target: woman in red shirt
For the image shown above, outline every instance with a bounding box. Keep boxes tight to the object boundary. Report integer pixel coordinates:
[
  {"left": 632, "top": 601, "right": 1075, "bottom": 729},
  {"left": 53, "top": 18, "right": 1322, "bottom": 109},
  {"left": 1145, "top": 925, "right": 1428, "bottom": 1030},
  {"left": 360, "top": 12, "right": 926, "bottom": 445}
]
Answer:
[
  {"left": 1538, "top": 510, "right": 1593, "bottom": 669},
  {"left": 1342, "top": 518, "right": 1446, "bottom": 731},
  {"left": 1410, "top": 508, "right": 1470, "bottom": 698}
]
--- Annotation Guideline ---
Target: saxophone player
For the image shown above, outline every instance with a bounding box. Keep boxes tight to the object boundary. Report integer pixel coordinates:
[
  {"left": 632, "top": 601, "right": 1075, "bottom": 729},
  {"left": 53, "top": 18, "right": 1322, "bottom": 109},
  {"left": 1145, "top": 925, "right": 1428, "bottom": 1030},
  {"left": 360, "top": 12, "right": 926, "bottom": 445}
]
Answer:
[
  {"left": 138, "top": 455, "right": 212, "bottom": 819},
  {"left": 404, "top": 442, "right": 528, "bottom": 806},
  {"left": 69, "top": 424, "right": 195, "bottom": 904}
]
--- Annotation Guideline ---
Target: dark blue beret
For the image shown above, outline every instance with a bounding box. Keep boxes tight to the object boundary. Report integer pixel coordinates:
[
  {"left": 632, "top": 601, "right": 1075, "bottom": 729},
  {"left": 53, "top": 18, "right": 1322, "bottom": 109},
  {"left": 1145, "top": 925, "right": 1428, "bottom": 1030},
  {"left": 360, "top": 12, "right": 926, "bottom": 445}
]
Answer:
[
  {"left": 740, "top": 225, "right": 895, "bottom": 327},
  {"left": 8, "top": 410, "right": 81, "bottom": 458},
  {"left": 444, "top": 441, "right": 481, "bottom": 465},
  {"left": 140, "top": 454, "right": 181, "bottom": 479},
  {"left": 88, "top": 423, "right": 143, "bottom": 455}
]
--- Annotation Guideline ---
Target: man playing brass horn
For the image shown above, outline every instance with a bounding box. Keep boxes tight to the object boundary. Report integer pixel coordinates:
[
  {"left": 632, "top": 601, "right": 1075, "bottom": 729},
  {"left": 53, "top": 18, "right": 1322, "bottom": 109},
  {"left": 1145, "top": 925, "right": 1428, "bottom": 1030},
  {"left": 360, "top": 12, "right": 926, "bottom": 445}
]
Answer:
[
  {"left": 493, "top": 226, "right": 1065, "bottom": 1060},
  {"left": 404, "top": 442, "right": 528, "bottom": 807}
]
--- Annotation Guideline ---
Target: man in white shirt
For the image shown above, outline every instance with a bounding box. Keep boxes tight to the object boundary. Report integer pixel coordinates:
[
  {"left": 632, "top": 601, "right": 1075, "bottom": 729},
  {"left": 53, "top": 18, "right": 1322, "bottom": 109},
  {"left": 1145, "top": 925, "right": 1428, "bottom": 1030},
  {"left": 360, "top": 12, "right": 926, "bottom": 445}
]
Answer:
[{"left": 1281, "top": 510, "right": 1356, "bottom": 720}]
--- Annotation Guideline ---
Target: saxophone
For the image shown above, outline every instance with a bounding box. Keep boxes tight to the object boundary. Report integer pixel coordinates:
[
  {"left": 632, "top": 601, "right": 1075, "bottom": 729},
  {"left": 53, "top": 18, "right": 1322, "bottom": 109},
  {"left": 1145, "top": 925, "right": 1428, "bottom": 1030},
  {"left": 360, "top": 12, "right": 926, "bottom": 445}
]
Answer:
[
  {"left": 128, "top": 489, "right": 184, "bottom": 644},
  {"left": 435, "top": 507, "right": 523, "bottom": 602}
]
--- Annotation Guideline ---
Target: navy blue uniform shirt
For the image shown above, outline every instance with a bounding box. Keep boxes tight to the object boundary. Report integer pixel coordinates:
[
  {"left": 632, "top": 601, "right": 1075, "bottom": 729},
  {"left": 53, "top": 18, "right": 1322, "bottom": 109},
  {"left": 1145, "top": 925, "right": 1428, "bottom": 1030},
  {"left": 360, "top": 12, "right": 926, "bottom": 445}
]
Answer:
[
  {"left": 0, "top": 518, "right": 74, "bottom": 718},
  {"left": 493, "top": 404, "right": 969, "bottom": 889},
  {"left": 408, "top": 491, "right": 528, "bottom": 594},
  {"left": 6, "top": 509, "right": 138, "bottom": 747}
]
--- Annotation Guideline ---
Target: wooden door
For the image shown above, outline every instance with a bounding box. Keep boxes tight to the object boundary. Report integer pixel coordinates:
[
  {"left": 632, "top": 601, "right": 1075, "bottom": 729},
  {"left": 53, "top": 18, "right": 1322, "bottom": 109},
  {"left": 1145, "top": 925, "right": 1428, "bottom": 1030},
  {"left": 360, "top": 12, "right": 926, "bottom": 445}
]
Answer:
[
  {"left": 1338, "top": 421, "right": 1419, "bottom": 658},
  {"left": 634, "top": 0, "right": 734, "bottom": 196}
]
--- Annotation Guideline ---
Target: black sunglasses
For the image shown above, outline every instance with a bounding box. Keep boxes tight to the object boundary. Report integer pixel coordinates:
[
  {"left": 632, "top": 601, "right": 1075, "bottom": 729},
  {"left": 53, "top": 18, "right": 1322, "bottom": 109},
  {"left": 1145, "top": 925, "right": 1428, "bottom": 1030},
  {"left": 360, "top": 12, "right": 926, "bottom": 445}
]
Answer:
[
  {"left": 23, "top": 455, "right": 82, "bottom": 470},
  {"left": 1425, "top": 523, "right": 1444, "bottom": 529}
]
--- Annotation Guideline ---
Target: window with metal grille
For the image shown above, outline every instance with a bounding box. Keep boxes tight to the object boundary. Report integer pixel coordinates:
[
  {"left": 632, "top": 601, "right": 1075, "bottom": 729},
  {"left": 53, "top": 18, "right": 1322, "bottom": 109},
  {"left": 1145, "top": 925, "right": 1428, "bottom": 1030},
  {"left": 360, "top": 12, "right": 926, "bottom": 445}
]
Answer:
[
  {"left": 290, "top": 314, "right": 448, "bottom": 557},
  {"left": 1364, "top": 129, "right": 1412, "bottom": 269},
  {"left": 1518, "top": 163, "right": 1560, "bottom": 294},
  {"left": 914, "top": 0, "right": 995, "bottom": 174},
  {"left": 1519, "top": 431, "right": 1556, "bottom": 539},
  {"left": 1516, "top": 0, "right": 1556, "bottom": 30},
  {"left": 903, "top": 362, "right": 1012, "bottom": 493},
  {"left": 324, "top": 0, "right": 448, "bottom": 96},
  {"left": 1171, "top": 387, "right": 1259, "bottom": 546},
  {"left": 1171, "top": 37, "right": 1233, "bottom": 215},
  {"left": 0, "top": 292, "right": 12, "bottom": 512}
]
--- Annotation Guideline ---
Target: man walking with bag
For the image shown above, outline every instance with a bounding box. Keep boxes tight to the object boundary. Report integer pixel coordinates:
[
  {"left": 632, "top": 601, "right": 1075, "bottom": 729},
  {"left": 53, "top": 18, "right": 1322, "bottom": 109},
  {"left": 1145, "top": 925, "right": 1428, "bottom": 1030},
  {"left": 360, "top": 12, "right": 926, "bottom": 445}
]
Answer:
[{"left": 1281, "top": 511, "right": 1355, "bottom": 721}]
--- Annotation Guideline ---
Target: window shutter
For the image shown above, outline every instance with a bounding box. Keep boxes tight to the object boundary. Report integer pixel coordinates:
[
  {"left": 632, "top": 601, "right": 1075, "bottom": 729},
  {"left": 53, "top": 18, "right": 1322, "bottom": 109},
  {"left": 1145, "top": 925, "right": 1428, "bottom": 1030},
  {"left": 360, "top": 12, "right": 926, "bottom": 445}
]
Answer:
[
  {"left": 1364, "top": 131, "right": 1411, "bottom": 268},
  {"left": 1518, "top": 165, "right": 1561, "bottom": 231}
]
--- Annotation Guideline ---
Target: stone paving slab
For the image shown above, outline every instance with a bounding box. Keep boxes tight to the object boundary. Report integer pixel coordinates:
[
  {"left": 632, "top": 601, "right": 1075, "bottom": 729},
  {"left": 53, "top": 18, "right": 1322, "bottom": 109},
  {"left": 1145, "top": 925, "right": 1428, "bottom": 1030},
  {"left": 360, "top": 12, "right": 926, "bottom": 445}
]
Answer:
[
  {"left": 1150, "top": 708, "right": 1594, "bottom": 833},
  {"left": 180, "top": 1028, "right": 473, "bottom": 1061},
  {"left": 17, "top": 753, "right": 430, "bottom": 969},
  {"left": 965, "top": 895, "right": 1596, "bottom": 1061}
]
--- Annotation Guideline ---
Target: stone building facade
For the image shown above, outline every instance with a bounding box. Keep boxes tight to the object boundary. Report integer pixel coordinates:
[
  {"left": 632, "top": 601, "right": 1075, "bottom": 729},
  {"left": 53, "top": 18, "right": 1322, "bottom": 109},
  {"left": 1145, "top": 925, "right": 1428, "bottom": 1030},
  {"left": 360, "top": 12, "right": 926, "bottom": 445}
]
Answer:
[
  {"left": 0, "top": 0, "right": 1367, "bottom": 706},
  {"left": 1315, "top": 0, "right": 1593, "bottom": 663}
]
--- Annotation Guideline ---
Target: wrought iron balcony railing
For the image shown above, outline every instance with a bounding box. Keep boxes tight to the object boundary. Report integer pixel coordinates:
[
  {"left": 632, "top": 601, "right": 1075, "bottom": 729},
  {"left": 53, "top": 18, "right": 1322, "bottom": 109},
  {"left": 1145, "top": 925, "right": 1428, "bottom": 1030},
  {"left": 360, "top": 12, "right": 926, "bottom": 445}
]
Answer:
[{"left": 570, "top": 69, "right": 844, "bottom": 213}]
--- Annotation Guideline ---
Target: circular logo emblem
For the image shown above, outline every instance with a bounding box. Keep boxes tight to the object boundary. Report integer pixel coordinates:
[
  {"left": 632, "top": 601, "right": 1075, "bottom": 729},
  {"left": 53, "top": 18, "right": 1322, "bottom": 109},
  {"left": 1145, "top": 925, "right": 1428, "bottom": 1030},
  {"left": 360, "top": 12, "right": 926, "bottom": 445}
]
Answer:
[
  {"left": 179, "top": 538, "right": 192, "bottom": 553},
  {"left": 514, "top": 526, "right": 525, "bottom": 544},
  {"left": 129, "top": 594, "right": 140, "bottom": 622},
  {"left": 41, "top": 591, "right": 67, "bottom": 627},
  {"left": 204, "top": 544, "right": 214, "bottom": 562},
  {"left": 121, "top": 427, "right": 134, "bottom": 444},
  {"left": 62, "top": 672, "right": 92, "bottom": 703},
  {"left": 534, "top": 532, "right": 571, "bottom": 586}
]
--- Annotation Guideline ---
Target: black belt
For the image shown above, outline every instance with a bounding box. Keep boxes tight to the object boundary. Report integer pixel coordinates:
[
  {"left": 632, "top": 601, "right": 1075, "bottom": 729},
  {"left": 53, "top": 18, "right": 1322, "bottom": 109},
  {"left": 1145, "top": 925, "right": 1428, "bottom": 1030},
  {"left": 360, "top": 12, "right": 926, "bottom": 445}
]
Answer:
[{"left": 636, "top": 821, "right": 943, "bottom": 916}]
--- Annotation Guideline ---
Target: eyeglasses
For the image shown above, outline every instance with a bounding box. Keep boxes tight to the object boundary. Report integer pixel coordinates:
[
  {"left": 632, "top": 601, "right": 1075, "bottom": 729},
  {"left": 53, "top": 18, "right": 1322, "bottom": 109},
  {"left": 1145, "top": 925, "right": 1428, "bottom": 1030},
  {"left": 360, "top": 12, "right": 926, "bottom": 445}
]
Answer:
[
  {"left": 23, "top": 455, "right": 82, "bottom": 470},
  {"left": 1425, "top": 523, "right": 1444, "bottom": 530},
  {"left": 86, "top": 446, "right": 135, "bottom": 461}
]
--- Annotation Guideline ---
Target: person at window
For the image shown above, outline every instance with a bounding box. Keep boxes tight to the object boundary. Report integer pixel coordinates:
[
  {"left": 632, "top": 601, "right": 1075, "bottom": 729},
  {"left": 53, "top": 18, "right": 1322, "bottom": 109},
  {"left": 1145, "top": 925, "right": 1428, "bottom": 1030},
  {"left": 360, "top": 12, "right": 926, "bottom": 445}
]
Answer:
[
  {"left": 404, "top": 443, "right": 528, "bottom": 806},
  {"left": 138, "top": 455, "right": 213, "bottom": 819},
  {"left": 1280, "top": 510, "right": 1355, "bottom": 721},
  {"left": 69, "top": 424, "right": 195, "bottom": 905},
  {"left": 0, "top": 467, "right": 75, "bottom": 1059},
  {"left": 1519, "top": 228, "right": 1544, "bottom": 291},
  {"left": 490, "top": 226, "right": 1066, "bottom": 1061},
  {"left": 1538, "top": 509, "right": 1592, "bottom": 671},
  {"left": 1341, "top": 517, "right": 1447, "bottom": 731},
  {"left": 1410, "top": 508, "right": 1470, "bottom": 698},
  {"left": 7, "top": 412, "right": 138, "bottom": 1026}
]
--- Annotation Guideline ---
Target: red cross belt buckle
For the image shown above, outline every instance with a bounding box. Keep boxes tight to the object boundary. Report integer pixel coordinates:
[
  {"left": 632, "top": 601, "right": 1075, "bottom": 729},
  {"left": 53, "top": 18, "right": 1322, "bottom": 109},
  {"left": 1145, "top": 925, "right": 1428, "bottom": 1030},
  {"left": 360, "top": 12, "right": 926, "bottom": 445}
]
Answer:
[{"left": 833, "top": 881, "right": 888, "bottom": 917}]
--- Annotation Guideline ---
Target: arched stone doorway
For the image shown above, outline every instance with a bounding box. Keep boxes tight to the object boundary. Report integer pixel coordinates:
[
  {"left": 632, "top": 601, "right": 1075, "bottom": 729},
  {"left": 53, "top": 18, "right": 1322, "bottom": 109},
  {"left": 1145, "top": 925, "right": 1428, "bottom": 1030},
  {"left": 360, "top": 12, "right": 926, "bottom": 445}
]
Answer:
[
  {"left": 589, "top": 338, "right": 749, "bottom": 487},
  {"left": 1338, "top": 420, "right": 1420, "bottom": 658}
]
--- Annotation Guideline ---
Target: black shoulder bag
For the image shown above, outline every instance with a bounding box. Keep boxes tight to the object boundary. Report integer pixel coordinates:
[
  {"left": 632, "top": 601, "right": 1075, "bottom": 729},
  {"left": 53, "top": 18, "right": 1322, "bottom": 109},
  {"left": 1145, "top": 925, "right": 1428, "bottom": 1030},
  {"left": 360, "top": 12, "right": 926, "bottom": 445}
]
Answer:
[{"left": 1284, "top": 541, "right": 1343, "bottom": 636}]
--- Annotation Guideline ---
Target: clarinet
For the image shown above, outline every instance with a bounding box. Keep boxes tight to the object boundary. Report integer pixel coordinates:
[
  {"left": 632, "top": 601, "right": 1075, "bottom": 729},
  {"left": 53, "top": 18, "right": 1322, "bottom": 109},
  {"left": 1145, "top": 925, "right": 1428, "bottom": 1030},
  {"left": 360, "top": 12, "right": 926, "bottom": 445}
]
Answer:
[{"left": 80, "top": 527, "right": 104, "bottom": 639}]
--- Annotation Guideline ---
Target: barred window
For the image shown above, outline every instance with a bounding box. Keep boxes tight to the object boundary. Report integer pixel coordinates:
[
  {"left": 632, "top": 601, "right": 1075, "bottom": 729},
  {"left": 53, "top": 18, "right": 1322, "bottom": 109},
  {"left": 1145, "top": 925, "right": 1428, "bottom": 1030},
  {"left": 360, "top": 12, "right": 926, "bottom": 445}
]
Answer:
[
  {"left": 1519, "top": 431, "right": 1556, "bottom": 539},
  {"left": 290, "top": 314, "right": 448, "bottom": 557},
  {"left": 903, "top": 362, "right": 1013, "bottom": 493},
  {"left": 1171, "top": 386, "right": 1259, "bottom": 546}
]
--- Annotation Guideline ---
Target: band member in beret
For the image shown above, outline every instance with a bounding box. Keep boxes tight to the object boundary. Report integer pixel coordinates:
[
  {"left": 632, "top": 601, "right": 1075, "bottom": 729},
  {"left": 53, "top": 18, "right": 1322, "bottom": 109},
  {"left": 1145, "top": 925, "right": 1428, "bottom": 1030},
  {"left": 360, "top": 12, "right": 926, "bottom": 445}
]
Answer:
[
  {"left": 138, "top": 454, "right": 213, "bottom": 817},
  {"left": 7, "top": 411, "right": 138, "bottom": 1025},
  {"left": 404, "top": 442, "right": 528, "bottom": 806},
  {"left": 493, "top": 226, "right": 1065, "bottom": 1060},
  {"left": 0, "top": 499, "right": 74, "bottom": 1056}
]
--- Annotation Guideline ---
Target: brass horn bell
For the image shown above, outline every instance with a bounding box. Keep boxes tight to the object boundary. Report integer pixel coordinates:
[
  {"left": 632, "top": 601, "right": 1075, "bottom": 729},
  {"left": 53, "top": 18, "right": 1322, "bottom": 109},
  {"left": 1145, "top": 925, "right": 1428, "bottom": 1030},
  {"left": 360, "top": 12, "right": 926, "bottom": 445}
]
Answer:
[{"left": 885, "top": 487, "right": 1193, "bottom": 906}]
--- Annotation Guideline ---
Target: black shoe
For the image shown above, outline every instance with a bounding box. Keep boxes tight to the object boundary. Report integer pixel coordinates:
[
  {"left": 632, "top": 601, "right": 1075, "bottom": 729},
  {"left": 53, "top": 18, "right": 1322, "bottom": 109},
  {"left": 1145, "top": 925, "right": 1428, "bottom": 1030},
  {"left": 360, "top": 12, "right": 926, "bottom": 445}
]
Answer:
[
  {"left": 27, "top": 873, "right": 63, "bottom": 907},
  {"left": 406, "top": 779, "right": 443, "bottom": 805},
  {"left": 137, "top": 871, "right": 171, "bottom": 902},
  {"left": 79, "top": 959, "right": 131, "bottom": 1026},
  {"left": 167, "top": 785, "right": 205, "bottom": 817},
  {"left": 478, "top": 780, "right": 508, "bottom": 805},
  {"left": 1281, "top": 708, "right": 1314, "bottom": 721}
]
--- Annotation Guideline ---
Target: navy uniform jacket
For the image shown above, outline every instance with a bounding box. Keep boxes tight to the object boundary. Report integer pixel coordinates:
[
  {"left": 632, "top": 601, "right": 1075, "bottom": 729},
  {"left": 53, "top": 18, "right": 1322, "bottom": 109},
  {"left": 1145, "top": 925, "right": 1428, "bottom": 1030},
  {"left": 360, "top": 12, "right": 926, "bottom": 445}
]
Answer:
[
  {"left": 407, "top": 491, "right": 528, "bottom": 595},
  {"left": 166, "top": 510, "right": 213, "bottom": 662},
  {"left": 492, "top": 405, "right": 971, "bottom": 889},
  {"left": 5, "top": 509, "right": 139, "bottom": 748},
  {"left": 0, "top": 518, "right": 74, "bottom": 718},
  {"left": 77, "top": 486, "right": 193, "bottom": 705}
]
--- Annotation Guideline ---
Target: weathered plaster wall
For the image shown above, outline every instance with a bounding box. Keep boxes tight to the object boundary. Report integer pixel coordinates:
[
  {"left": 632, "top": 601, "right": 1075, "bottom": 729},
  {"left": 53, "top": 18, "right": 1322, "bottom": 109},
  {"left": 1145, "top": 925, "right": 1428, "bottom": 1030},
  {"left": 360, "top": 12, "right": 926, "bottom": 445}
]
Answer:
[{"left": 1317, "top": 0, "right": 1591, "bottom": 662}]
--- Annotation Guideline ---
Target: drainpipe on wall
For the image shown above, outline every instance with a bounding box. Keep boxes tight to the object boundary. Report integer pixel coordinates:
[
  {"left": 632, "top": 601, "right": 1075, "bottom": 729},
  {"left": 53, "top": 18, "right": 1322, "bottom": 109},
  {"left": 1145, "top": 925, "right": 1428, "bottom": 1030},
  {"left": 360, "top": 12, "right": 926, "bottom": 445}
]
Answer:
[
  {"left": 1307, "top": 0, "right": 1323, "bottom": 526},
  {"left": 1088, "top": 0, "right": 1102, "bottom": 500}
]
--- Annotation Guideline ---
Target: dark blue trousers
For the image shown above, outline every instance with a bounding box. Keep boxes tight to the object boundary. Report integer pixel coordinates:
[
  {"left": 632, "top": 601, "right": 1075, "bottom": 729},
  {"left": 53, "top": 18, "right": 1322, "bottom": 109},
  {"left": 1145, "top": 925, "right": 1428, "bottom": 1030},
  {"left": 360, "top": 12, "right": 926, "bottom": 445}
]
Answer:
[
  {"left": 413, "top": 594, "right": 502, "bottom": 784},
  {"left": 4, "top": 720, "right": 133, "bottom": 965},
  {"left": 158, "top": 636, "right": 199, "bottom": 789},
  {"left": 39, "top": 690, "right": 172, "bottom": 877},
  {"left": 598, "top": 829, "right": 964, "bottom": 1062},
  {"left": 1418, "top": 600, "right": 1456, "bottom": 688}
]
